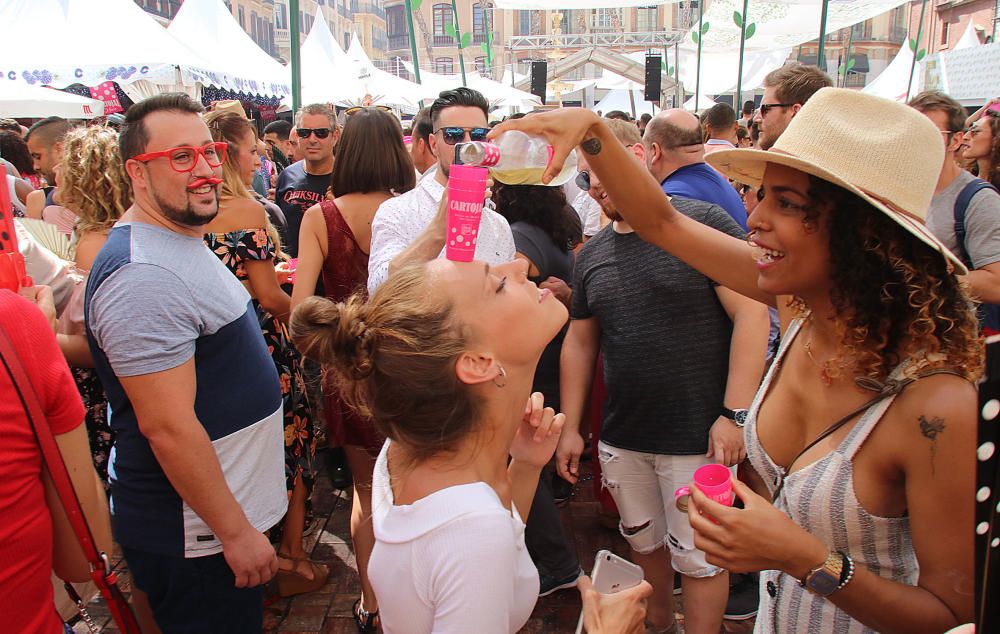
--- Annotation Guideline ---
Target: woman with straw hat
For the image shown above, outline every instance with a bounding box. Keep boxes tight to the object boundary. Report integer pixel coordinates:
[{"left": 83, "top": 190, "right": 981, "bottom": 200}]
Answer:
[{"left": 494, "top": 88, "right": 980, "bottom": 633}]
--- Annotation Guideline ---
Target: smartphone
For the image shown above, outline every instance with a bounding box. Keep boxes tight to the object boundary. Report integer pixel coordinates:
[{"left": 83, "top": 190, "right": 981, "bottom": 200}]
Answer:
[{"left": 574, "top": 550, "right": 645, "bottom": 634}]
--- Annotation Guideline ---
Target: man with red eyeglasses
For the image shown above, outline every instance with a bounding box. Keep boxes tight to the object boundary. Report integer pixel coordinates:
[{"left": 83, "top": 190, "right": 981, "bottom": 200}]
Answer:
[
  {"left": 275, "top": 103, "right": 340, "bottom": 258},
  {"left": 368, "top": 87, "right": 515, "bottom": 293},
  {"left": 84, "top": 94, "right": 286, "bottom": 633}
]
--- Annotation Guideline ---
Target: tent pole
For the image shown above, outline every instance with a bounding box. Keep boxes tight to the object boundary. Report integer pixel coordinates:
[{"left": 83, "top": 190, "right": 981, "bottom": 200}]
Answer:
[
  {"left": 735, "top": 0, "right": 749, "bottom": 114},
  {"left": 290, "top": 0, "right": 301, "bottom": 112},
  {"left": 450, "top": 0, "right": 468, "bottom": 87},
  {"left": 674, "top": 42, "right": 682, "bottom": 107},
  {"left": 817, "top": 0, "right": 830, "bottom": 71},
  {"left": 404, "top": 0, "right": 422, "bottom": 84},
  {"left": 906, "top": 0, "right": 927, "bottom": 101},
  {"left": 482, "top": 1, "right": 493, "bottom": 77},
  {"left": 695, "top": 0, "right": 704, "bottom": 111}
]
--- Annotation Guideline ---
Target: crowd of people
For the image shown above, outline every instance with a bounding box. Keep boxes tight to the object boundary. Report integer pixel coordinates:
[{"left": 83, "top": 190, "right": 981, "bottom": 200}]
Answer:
[{"left": 1, "top": 63, "right": 998, "bottom": 634}]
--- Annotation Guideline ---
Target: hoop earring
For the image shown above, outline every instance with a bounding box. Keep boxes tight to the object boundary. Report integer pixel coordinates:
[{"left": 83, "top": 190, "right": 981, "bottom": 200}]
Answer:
[{"left": 492, "top": 365, "right": 507, "bottom": 388}]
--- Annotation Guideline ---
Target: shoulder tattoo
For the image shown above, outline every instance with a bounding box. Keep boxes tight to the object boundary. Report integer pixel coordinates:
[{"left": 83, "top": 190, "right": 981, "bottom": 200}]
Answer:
[
  {"left": 918, "top": 415, "right": 946, "bottom": 474},
  {"left": 581, "top": 138, "right": 602, "bottom": 156}
]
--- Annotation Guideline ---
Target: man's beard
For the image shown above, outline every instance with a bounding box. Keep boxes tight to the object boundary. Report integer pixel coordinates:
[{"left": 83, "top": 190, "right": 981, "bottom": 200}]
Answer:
[
  {"left": 151, "top": 188, "right": 219, "bottom": 227},
  {"left": 600, "top": 203, "right": 623, "bottom": 223}
]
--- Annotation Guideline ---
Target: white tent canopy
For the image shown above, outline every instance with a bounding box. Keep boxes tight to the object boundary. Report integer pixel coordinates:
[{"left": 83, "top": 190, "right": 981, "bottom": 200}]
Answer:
[
  {"left": 0, "top": 0, "right": 203, "bottom": 89},
  {"left": 168, "top": 0, "right": 290, "bottom": 98},
  {"left": 300, "top": 10, "right": 366, "bottom": 104},
  {"left": 399, "top": 60, "right": 541, "bottom": 109},
  {"left": 346, "top": 33, "right": 433, "bottom": 107},
  {"left": 861, "top": 35, "right": 920, "bottom": 101},
  {"left": 0, "top": 82, "right": 105, "bottom": 119},
  {"left": 592, "top": 89, "right": 658, "bottom": 117}
]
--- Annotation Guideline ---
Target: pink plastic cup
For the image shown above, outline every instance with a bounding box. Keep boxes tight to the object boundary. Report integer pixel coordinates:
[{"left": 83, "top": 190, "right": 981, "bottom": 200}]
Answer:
[
  {"left": 674, "top": 464, "right": 734, "bottom": 512},
  {"left": 286, "top": 258, "right": 297, "bottom": 284},
  {"left": 445, "top": 164, "right": 488, "bottom": 262}
]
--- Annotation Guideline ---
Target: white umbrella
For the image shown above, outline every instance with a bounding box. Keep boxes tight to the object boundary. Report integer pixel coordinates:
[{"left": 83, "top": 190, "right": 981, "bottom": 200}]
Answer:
[{"left": 0, "top": 83, "right": 105, "bottom": 119}]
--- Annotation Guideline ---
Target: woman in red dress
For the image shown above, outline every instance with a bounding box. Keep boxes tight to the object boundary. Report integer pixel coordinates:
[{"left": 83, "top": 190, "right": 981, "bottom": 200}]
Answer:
[{"left": 291, "top": 107, "right": 415, "bottom": 631}]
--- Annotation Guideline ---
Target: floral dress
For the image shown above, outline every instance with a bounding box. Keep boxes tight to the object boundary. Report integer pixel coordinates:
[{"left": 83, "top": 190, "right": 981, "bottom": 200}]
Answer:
[{"left": 204, "top": 228, "right": 316, "bottom": 496}]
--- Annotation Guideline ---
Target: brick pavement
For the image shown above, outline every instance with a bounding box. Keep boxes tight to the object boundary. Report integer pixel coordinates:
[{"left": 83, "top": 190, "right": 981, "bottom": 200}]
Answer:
[{"left": 72, "top": 461, "right": 756, "bottom": 633}]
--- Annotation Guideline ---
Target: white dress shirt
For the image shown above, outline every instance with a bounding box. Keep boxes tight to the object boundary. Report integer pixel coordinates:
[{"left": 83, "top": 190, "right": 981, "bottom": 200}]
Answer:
[{"left": 368, "top": 170, "right": 516, "bottom": 293}]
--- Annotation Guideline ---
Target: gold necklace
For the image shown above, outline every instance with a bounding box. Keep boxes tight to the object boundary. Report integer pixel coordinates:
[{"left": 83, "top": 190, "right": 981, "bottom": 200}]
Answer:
[{"left": 802, "top": 320, "right": 836, "bottom": 386}]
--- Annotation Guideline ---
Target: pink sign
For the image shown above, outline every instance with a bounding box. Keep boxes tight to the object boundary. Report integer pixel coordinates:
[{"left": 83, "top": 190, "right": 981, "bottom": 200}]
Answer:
[{"left": 89, "top": 81, "right": 123, "bottom": 115}]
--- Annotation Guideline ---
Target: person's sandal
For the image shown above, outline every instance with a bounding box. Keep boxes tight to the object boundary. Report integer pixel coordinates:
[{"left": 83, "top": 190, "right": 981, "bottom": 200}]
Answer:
[
  {"left": 274, "top": 556, "right": 329, "bottom": 598},
  {"left": 353, "top": 598, "right": 380, "bottom": 633}
]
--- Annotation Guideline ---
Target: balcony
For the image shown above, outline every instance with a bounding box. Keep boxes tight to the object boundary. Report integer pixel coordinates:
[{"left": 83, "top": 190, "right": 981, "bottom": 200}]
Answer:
[
  {"left": 508, "top": 31, "right": 685, "bottom": 51},
  {"left": 433, "top": 34, "right": 456, "bottom": 47},
  {"left": 389, "top": 33, "right": 410, "bottom": 49},
  {"left": 472, "top": 31, "right": 499, "bottom": 44},
  {"left": 276, "top": 28, "right": 290, "bottom": 46},
  {"left": 356, "top": 2, "right": 386, "bottom": 19}
]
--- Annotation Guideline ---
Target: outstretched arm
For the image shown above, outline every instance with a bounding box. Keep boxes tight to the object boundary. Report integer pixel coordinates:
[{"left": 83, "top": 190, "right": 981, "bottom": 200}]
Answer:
[{"left": 491, "top": 110, "right": 771, "bottom": 306}]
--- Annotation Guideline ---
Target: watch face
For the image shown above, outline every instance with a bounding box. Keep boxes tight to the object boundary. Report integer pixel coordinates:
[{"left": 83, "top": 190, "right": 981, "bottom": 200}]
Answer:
[
  {"left": 807, "top": 571, "right": 839, "bottom": 596},
  {"left": 735, "top": 409, "right": 749, "bottom": 427}
]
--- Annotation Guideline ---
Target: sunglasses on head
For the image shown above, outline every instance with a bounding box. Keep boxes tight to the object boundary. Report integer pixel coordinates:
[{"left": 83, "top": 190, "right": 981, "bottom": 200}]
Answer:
[
  {"left": 435, "top": 126, "right": 490, "bottom": 145},
  {"left": 575, "top": 170, "right": 591, "bottom": 191},
  {"left": 345, "top": 105, "right": 393, "bottom": 117},
  {"left": 296, "top": 127, "right": 332, "bottom": 139}
]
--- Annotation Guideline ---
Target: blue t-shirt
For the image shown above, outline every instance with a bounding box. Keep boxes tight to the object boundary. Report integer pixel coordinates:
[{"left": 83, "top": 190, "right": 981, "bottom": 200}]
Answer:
[
  {"left": 661, "top": 163, "right": 748, "bottom": 230},
  {"left": 85, "top": 223, "right": 286, "bottom": 558}
]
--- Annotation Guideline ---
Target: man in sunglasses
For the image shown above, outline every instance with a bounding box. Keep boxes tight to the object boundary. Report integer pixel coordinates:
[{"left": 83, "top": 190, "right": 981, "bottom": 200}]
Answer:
[
  {"left": 84, "top": 94, "right": 286, "bottom": 633},
  {"left": 755, "top": 64, "right": 831, "bottom": 151},
  {"left": 275, "top": 103, "right": 340, "bottom": 258},
  {"left": 368, "top": 87, "right": 515, "bottom": 293},
  {"left": 910, "top": 91, "right": 1000, "bottom": 325}
]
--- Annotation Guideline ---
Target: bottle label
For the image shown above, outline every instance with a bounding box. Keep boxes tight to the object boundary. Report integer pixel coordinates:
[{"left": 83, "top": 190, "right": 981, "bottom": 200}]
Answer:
[{"left": 479, "top": 142, "right": 501, "bottom": 167}]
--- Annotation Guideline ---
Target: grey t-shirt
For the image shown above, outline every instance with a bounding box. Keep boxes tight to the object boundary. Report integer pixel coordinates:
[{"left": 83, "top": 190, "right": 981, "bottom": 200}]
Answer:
[
  {"left": 926, "top": 170, "right": 1000, "bottom": 270},
  {"left": 570, "top": 198, "right": 745, "bottom": 455}
]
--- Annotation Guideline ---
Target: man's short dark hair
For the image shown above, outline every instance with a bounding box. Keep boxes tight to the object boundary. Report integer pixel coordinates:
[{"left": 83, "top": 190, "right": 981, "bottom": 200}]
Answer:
[
  {"left": 639, "top": 113, "right": 653, "bottom": 124},
  {"left": 263, "top": 119, "right": 292, "bottom": 140},
  {"left": 0, "top": 118, "right": 21, "bottom": 133},
  {"left": 908, "top": 91, "right": 967, "bottom": 134},
  {"left": 762, "top": 64, "right": 833, "bottom": 107},
  {"left": 703, "top": 103, "right": 737, "bottom": 133},
  {"left": 411, "top": 107, "right": 433, "bottom": 143},
  {"left": 25, "top": 116, "right": 73, "bottom": 148},
  {"left": 119, "top": 93, "right": 204, "bottom": 163},
  {"left": 742, "top": 100, "right": 755, "bottom": 116},
  {"left": 429, "top": 87, "right": 489, "bottom": 126},
  {"left": 604, "top": 110, "right": 633, "bottom": 122}
]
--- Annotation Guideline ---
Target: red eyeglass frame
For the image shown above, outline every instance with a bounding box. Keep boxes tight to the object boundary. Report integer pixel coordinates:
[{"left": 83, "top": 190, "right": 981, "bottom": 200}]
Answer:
[{"left": 131, "top": 142, "right": 228, "bottom": 173}]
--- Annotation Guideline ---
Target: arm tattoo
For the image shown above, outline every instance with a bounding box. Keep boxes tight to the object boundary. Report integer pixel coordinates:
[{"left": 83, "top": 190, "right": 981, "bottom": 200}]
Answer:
[
  {"left": 581, "top": 138, "right": 602, "bottom": 156},
  {"left": 918, "top": 415, "right": 946, "bottom": 474}
]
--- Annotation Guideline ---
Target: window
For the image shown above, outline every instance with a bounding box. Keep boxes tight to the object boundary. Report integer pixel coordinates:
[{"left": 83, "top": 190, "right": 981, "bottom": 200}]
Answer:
[
  {"left": 941, "top": 21, "right": 950, "bottom": 46},
  {"left": 590, "top": 8, "right": 621, "bottom": 31},
  {"left": 435, "top": 57, "right": 455, "bottom": 74},
  {"left": 475, "top": 56, "right": 488, "bottom": 75},
  {"left": 238, "top": 6, "right": 246, "bottom": 29},
  {"left": 386, "top": 5, "right": 406, "bottom": 37},
  {"left": 637, "top": 6, "right": 659, "bottom": 32},
  {"left": 251, "top": 11, "right": 259, "bottom": 41},
  {"left": 473, "top": 4, "right": 484, "bottom": 37},
  {"left": 277, "top": 3, "right": 288, "bottom": 29},
  {"left": 517, "top": 10, "right": 531, "bottom": 36},
  {"left": 433, "top": 3, "right": 452, "bottom": 36},
  {"left": 345, "top": 32, "right": 351, "bottom": 50},
  {"left": 559, "top": 9, "right": 574, "bottom": 34}
]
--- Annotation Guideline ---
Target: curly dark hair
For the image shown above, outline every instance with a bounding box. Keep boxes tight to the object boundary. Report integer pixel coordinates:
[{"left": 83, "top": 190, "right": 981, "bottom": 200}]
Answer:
[
  {"left": 492, "top": 183, "right": 582, "bottom": 252},
  {"left": 796, "top": 176, "right": 983, "bottom": 383},
  {"left": 0, "top": 131, "right": 35, "bottom": 176}
]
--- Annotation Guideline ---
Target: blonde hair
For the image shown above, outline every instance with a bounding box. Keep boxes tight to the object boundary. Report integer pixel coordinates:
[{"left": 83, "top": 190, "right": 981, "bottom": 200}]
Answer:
[
  {"left": 58, "top": 126, "right": 131, "bottom": 237},
  {"left": 203, "top": 110, "right": 254, "bottom": 201},
  {"left": 605, "top": 118, "right": 642, "bottom": 146}
]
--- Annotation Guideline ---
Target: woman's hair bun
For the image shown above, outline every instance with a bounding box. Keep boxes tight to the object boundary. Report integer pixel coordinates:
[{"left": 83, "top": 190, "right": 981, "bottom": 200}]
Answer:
[{"left": 290, "top": 295, "right": 375, "bottom": 380}]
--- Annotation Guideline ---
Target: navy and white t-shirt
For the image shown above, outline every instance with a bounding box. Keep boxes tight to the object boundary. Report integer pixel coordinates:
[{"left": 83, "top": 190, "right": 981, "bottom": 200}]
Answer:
[
  {"left": 85, "top": 222, "right": 286, "bottom": 558},
  {"left": 275, "top": 160, "right": 331, "bottom": 257}
]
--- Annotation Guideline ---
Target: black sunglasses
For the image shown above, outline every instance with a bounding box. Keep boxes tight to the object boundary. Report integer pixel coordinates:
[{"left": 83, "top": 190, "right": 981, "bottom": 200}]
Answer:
[
  {"left": 575, "top": 170, "right": 591, "bottom": 191},
  {"left": 758, "top": 103, "right": 795, "bottom": 117},
  {"left": 296, "top": 127, "right": 332, "bottom": 139},
  {"left": 435, "top": 126, "right": 490, "bottom": 145}
]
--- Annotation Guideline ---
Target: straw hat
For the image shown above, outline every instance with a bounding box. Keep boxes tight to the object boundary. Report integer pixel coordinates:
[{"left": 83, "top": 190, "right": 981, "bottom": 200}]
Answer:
[
  {"left": 706, "top": 87, "right": 966, "bottom": 274},
  {"left": 209, "top": 100, "right": 248, "bottom": 119}
]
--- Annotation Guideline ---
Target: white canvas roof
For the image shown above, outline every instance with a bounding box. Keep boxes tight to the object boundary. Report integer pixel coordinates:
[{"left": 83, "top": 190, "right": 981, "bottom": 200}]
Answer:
[
  {"left": 0, "top": 82, "right": 105, "bottom": 119},
  {"left": 0, "top": 0, "right": 204, "bottom": 89},
  {"left": 168, "top": 0, "right": 290, "bottom": 98},
  {"left": 399, "top": 60, "right": 541, "bottom": 109},
  {"left": 300, "top": 12, "right": 367, "bottom": 104},
  {"left": 346, "top": 33, "right": 434, "bottom": 107}
]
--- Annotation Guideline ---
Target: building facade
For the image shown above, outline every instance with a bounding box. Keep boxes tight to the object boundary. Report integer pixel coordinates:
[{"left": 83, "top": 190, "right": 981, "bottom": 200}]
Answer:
[{"left": 906, "top": 0, "right": 997, "bottom": 53}]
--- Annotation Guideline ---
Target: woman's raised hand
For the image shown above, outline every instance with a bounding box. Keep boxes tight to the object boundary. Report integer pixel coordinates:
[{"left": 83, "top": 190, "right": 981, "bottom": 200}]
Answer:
[
  {"left": 489, "top": 108, "right": 601, "bottom": 185},
  {"left": 510, "top": 391, "right": 565, "bottom": 468}
]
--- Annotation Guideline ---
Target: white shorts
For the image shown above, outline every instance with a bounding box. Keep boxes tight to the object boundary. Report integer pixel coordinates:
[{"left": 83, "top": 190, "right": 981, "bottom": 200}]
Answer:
[{"left": 597, "top": 441, "right": 726, "bottom": 578}]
